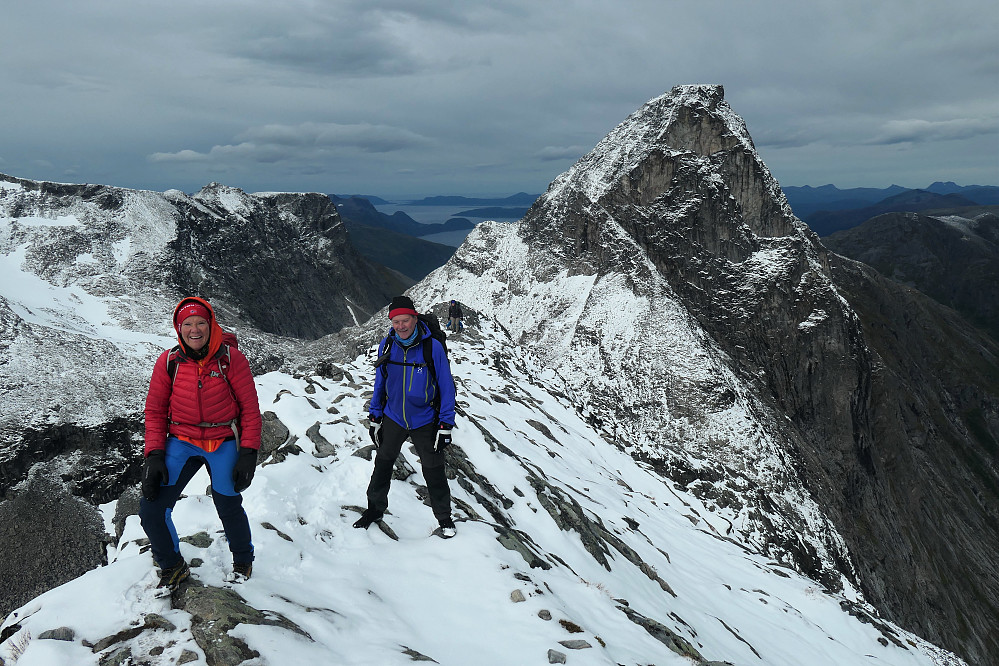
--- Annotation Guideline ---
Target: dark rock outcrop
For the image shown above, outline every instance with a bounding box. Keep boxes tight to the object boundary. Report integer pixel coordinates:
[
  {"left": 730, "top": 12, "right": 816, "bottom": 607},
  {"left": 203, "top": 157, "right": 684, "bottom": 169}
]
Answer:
[
  {"left": 0, "top": 470, "right": 107, "bottom": 620},
  {"left": 824, "top": 210, "right": 999, "bottom": 341},
  {"left": 167, "top": 184, "right": 405, "bottom": 339},
  {"left": 823, "top": 254, "right": 999, "bottom": 662}
]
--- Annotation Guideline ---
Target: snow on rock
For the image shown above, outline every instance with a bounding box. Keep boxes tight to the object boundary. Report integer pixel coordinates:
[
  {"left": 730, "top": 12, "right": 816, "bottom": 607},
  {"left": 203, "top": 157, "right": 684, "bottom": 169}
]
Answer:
[
  {"left": 414, "top": 84, "right": 860, "bottom": 594},
  {"left": 0, "top": 316, "right": 964, "bottom": 666}
]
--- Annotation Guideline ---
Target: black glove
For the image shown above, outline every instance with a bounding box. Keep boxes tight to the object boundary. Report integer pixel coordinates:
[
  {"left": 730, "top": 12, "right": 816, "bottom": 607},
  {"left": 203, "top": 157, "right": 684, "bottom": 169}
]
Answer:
[
  {"left": 232, "top": 447, "right": 258, "bottom": 493},
  {"left": 142, "top": 450, "right": 167, "bottom": 501},
  {"left": 368, "top": 414, "right": 383, "bottom": 448},
  {"left": 435, "top": 423, "right": 453, "bottom": 453}
]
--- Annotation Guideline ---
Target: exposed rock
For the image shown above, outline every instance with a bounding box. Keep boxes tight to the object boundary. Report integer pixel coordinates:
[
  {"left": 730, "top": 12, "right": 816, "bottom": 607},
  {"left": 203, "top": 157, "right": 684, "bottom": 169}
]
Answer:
[
  {"left": 259, "top": 411, "right": 291, "bottom": 462},
  {"left": 98, "top": 646, "right": 132, "bottom": 666},
  {"left": 559, "top": 619, "right": 584, "bottom": 633},
  {"left": 38, "top": 626, "right": 75, "bottom": 641},
  {"left": 823, "top": 210, "right": 999, "bottom": 341},
  {"left": 175, "top": 581, "right": 312, "bottom": 666},
  {"left": 618, "top": 604, "right": 703, "bottom": 661},
  {"left": 493, "top": 525, "right": 551, "bottom": 570},
  {"left": 178, "top": 649, "right": 200, "bottom": 664},
  {"left": 261, "top": 522, "right": 293, "bottom": 542},
  {"left": 92, "top": 625, "right": 146, "bottom": 653},
  {"left": 180, "top": 531, "right": 214, "bottom": 548},
  {"left": 112, "top": 486, "right": 141, "bottom": 542},
  {"left": 400, "top": 645, "right": 438, "bottom": 662},
  {"left": 305, "top": 422, "right": 336, "bottom": 458},
  {"left": 547, "top": 649, "right": 567, "bottom": 664},
  {"left": 142, "top": 614, "right": 177, "bottom": 632},
  {"left": 0, "top": 469, "right": 107, "bottom": 620},
  {"left": 165, "top": 183, "right": 403, "bottom": 339},
  {"left": 1, "top": 417, "right": 141, "bottom": 502}
]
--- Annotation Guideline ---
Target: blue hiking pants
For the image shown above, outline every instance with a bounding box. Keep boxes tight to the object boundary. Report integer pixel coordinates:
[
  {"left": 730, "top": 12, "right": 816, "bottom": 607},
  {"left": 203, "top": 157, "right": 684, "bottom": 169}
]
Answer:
[{"left": 139, "top": 437, "right": 254, "bottom": 569}]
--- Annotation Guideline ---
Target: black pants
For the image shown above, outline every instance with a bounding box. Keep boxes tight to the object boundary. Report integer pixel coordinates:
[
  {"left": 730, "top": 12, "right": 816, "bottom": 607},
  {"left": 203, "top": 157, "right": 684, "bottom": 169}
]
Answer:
[{"left": 366, "top": 418, "right": 451, "bottom": 522}]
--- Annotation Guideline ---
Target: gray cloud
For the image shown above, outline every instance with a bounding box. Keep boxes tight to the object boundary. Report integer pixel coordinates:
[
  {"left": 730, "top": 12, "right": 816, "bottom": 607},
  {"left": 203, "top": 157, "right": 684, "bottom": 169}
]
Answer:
[
  {"left": 868, "top": 117, "right": 999, "bottom": 145},
  {"left": 150, "top": 122, "right": 433, "bottom": 165},
  {"left": 1, "top": 0, "right": 996, "bottom": 194}
]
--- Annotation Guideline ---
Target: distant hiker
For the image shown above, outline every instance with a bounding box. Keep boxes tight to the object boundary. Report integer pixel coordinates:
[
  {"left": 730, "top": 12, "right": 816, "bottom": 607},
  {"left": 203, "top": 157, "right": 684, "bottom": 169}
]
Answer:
[
  {"left": 355, "top": 295, "right": 458, "bottom": 538},
  {"left": 139, "top": 297, "right": 262, "bottom": 589},
  {"left": 447, "top": 299, "right": 464, "bottom": 332}
]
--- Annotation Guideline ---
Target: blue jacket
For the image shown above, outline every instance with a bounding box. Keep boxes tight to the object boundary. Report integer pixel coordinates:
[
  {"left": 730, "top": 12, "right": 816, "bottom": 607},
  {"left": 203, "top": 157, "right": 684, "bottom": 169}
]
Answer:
[{"left": 370, "top": 322, "right": 456, "bottom": 429}]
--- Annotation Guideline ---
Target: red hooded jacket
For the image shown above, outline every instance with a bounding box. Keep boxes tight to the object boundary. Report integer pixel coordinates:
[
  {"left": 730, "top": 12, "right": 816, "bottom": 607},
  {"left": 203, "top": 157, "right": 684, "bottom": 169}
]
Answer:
[{"left": 144, "top": 297, "right": 262, "bottom": 456}]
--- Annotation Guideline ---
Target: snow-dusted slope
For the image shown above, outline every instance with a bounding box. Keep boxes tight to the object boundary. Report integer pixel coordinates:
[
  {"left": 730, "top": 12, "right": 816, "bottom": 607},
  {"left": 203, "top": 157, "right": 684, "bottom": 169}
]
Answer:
[
  {"left": 0, "top": 317, "right": 963, "bottom": 666},
  {"left": 0, "top": 178, "right": 183, "bottom": 430},
  {"left": 414, "top": 86, "right": 999, "bottom": 666},
  {"left": 414, "top": 85, "right": 855, "bottom": 590},
  {"left": 0, "top": 175, "right": 388, "bottom": 444}
]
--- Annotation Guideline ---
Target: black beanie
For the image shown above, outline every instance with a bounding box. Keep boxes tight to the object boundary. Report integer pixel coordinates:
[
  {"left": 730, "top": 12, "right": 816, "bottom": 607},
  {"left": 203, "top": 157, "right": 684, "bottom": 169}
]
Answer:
[{"left": 389, "top": 295, "right": 418, "bottom": 319}]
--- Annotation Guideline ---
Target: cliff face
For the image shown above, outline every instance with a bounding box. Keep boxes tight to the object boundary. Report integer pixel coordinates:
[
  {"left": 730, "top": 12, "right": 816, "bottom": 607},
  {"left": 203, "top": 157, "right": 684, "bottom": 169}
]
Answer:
[
  {"left": 416, "top": 85, "right": 999, "bottom": 664},
  {"left": 824, "top": 210, "right": 999, "bottom": 341},
  {"left": 0, "top": 175, "right": 403, "bottom": 619},
  {"left": 168, "top": 185, "right": 410, "bottom": 338},
  {"left": 826, "top": 255, "right": 999, "bottom": 662}
]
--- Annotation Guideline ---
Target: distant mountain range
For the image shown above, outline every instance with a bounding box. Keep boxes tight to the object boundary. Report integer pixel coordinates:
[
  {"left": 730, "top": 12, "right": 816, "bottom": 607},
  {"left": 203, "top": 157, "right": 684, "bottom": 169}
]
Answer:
[
  {"left": 783, "top": 182, "right": 999, "bottom": 235},
  {"left": 454, "top": 206, "right": 530, "bottom": 218},
  {"left": 340, "top": 184, "right": 999, "bottom": 241},
  {"left": 803, "top": 189, "right": 984, "bottom": 236},
  {"left": 330, "top": 195, "right": 474, "bottom": 236},
  {"left": 401, "top": 192, "right": 540, "bottom": 206},
  {"left": 329, "top": 194, "right": 540, "bottom": 281}
]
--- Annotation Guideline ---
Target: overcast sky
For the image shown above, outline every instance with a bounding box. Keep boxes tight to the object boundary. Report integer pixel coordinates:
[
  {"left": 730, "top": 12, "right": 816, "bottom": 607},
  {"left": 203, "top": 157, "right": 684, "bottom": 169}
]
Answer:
[{"left": 2, "top": 0, "right": 997, "bottom": 199}]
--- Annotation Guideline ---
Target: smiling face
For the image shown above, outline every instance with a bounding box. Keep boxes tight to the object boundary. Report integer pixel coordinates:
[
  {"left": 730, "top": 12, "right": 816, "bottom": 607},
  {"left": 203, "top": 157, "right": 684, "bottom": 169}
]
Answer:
[
  {"left": 390, "top": 313, "right": 417, "bottom": 339},
  {"left": 180, "top": 315, "right": 210, "bottom": 351}
]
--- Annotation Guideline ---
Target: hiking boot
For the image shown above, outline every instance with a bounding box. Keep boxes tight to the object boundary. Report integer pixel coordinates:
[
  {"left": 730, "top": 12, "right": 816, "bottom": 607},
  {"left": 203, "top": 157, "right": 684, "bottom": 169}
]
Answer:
[
  {"left": 229, "top": 562, "right": 252, "bottom": 583},
  {"left": 156, "top": 559, "right": 190, "bottom": 590},
  {"left": 353, "top": 509, "right": 383, "bottom": 529},
  {"left": 439, "top": 518, "right": 456, "bottom": 539}
]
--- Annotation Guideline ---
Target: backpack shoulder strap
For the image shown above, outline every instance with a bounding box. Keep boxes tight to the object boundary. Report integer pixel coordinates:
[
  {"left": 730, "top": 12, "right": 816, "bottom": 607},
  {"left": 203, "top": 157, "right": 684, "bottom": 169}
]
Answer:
[
  {"left": 422, "top": 337, "right": 438, "bottom": 385},
  {"left": 216, "top": 343, "right": 233, "bottom": 386},
  {"left": 374, "top": 336, "right": 394, "bottom": 378},
  {"left": 166, "top": 346, "right": 183, "bottom": 387}
]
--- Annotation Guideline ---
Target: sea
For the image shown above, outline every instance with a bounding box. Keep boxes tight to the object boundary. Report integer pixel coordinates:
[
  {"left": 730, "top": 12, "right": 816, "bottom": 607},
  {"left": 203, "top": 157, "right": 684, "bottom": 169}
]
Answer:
[{"left": 372, "top": 203, "right": 522, "bottom": 247}]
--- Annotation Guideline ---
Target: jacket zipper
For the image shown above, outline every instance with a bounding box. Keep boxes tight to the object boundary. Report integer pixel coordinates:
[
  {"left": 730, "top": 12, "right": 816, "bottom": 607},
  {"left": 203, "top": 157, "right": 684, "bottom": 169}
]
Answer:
[
  {"left": 196, "top": 361, "right": 206, "bottom": 437},
  {"left": 402, "top": 345, "right": 410, "bottom": 428}
]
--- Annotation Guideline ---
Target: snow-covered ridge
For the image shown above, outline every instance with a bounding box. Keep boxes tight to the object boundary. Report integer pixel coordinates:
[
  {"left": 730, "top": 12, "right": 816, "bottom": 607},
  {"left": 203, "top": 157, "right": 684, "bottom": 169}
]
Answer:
[
  {"left": 0, "top": 317, "right": 963, "bottom": 665},
  {"left": 413, "top": 83, "right": 869, "bottom": 601},
  {"left": 416, "top": 218, "right": 853, "bottom": 588}
]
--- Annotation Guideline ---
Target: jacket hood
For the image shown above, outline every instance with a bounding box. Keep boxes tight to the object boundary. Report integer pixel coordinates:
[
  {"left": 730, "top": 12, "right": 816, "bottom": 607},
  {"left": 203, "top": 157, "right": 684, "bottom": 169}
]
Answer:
[{"left": 173, "top": 296, "right": 225, "bottom": 360}]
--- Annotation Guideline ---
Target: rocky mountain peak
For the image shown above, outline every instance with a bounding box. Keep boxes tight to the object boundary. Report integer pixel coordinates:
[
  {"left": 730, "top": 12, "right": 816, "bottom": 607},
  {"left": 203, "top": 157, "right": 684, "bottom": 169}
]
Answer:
[
  {"left": 526, "top": 84, "right": 800, "bottom": 279},
  {"left": 421, "top": 85, "right": 859, "bottom": 589},
  {"left": 419, "top": 86, "right": 999, "bottom": 664}
]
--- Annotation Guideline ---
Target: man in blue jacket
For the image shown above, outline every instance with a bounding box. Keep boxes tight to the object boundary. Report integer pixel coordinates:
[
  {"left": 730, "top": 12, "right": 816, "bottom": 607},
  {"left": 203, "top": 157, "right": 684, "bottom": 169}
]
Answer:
[{"left": 354, "top": 295, "right": 458, "bottom": 538}]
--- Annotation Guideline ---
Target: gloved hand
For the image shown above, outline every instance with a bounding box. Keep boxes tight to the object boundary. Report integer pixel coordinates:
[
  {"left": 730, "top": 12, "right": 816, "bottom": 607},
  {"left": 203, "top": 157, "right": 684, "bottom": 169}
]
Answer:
[
  {"left": 435, "top": 423, "right": 453, "bottom": 453},
  {"left": 232, "top": 447, "right": 258, "bottom": 493},
  {"left": 368, "top": 414, "right": 383, "bottom": 448},
  {"left": 142, "top": 450, "right": 167, "bottom": 501}
]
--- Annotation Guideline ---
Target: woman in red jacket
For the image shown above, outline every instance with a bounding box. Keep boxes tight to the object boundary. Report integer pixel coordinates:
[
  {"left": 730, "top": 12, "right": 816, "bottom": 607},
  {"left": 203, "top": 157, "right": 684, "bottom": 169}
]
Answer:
[{"left": 139, "top": 297, "right": 262, "bottom": 589}]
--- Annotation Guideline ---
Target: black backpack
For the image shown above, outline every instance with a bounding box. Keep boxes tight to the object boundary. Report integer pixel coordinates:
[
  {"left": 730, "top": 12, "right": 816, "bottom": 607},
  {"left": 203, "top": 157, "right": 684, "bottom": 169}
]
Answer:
[{"left": 374, "top": 312, "right": 453, "bottom": 418}]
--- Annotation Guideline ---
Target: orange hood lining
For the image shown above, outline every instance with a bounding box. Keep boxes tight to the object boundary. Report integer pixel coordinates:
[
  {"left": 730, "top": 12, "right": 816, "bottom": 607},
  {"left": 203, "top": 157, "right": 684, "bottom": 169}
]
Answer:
[{"left": 173, "top": 296, "right": 224, "bottom": 360}]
